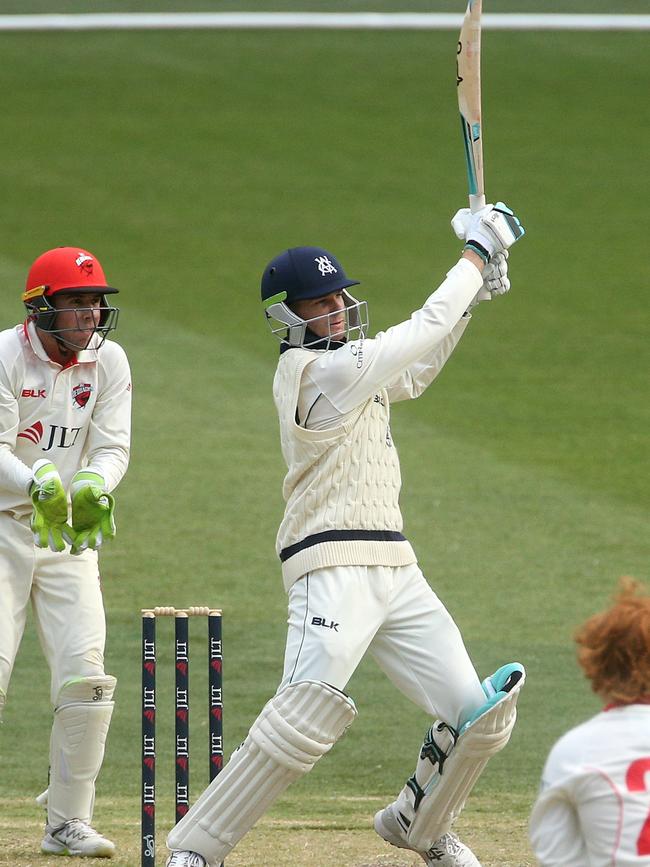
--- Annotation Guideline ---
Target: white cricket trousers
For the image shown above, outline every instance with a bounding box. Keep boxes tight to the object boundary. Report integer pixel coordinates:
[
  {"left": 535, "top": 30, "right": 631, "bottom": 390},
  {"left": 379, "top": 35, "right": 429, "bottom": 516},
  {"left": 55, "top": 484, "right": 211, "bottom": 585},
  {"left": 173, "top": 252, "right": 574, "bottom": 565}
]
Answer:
[
  {"left": 0, "top": 511, "right": 107, "bottom": 707},
  {"left": 280, "top": 563, "right": 485, "bottom": 729}
]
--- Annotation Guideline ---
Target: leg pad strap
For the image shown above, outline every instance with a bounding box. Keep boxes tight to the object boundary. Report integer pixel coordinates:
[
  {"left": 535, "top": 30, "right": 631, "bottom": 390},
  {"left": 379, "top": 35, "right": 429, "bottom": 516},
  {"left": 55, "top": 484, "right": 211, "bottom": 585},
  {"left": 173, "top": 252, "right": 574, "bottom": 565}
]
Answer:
[{"left": 406, "top": 663, "right": 525, "bottom": 850}]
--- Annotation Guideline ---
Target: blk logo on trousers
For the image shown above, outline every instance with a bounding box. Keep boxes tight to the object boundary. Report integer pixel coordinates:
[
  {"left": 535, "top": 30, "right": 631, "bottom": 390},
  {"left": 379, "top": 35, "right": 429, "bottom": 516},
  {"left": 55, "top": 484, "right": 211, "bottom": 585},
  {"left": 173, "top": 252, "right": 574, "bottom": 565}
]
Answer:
[{"left": 312, "top": 617, "right": 339, "bottom": 632}]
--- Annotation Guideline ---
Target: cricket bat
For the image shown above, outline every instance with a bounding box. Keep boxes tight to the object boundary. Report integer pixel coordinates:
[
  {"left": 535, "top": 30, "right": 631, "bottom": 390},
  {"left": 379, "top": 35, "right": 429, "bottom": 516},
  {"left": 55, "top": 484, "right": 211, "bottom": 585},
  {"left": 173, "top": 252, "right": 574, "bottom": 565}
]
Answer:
[{"left": 457, "top": 0, "right": 486, "bottom": 213}]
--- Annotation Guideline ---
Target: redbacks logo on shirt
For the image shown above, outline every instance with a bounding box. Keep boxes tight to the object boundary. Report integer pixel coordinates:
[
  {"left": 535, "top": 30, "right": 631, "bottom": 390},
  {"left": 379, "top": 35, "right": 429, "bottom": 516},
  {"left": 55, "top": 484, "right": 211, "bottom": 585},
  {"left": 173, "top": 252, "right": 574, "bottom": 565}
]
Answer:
[{"left": 72, "top": 383, "right": 93, "bottom": 409}]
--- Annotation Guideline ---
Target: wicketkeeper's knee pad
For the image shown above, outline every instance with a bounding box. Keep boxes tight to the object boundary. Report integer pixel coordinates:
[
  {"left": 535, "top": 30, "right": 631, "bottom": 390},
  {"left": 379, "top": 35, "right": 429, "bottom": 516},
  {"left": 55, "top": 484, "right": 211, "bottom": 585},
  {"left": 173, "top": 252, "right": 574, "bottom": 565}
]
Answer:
[
  {"left": 387, "top": 663, "right": 525, "bottom": 853},
  {"left": 48, "top": 674, "right": 117, "bottom": 827},
  {"left": 167, "top": 679, "right": 357, "bottom": 866}
]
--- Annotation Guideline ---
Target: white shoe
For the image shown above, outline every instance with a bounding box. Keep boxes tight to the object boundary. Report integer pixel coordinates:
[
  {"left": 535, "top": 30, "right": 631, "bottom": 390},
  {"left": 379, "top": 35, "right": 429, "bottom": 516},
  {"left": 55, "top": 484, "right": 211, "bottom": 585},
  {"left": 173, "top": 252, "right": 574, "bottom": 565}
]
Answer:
[
  {"left": 41, "top": 819, "right": 116, "bottom": 857},
  {"left": 421, "top": 832, "right": 481, "bottom": 867},
  {"left": 166, "top": 852, "right": 207, "bottom": 867},
  {"left": 374, "top": 803, "right": 480, "bottom": 867}
]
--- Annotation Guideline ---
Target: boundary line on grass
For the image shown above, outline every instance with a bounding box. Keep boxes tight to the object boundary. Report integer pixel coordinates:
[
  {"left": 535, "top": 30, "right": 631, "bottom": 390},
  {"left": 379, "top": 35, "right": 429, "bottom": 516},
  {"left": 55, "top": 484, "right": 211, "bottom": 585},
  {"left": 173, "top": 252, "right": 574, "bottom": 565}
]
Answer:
[{"left": 0, "top": 13, "right": 649, "bottom": 32}]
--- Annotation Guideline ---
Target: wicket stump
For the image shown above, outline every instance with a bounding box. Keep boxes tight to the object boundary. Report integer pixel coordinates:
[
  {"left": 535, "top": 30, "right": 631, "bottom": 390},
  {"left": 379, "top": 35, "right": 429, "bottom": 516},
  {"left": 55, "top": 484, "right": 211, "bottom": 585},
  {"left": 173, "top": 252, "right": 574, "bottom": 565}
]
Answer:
[{"left": 141, "top": 607, "right": 223, "bottom": 867}]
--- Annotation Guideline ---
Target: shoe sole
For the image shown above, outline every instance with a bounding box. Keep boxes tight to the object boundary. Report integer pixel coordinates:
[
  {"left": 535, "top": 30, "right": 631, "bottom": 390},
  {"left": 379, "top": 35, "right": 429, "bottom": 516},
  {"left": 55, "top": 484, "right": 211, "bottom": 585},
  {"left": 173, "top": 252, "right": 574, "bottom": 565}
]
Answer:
[{"left": 41, "top": 841, "right": 115, "bottom": 857}]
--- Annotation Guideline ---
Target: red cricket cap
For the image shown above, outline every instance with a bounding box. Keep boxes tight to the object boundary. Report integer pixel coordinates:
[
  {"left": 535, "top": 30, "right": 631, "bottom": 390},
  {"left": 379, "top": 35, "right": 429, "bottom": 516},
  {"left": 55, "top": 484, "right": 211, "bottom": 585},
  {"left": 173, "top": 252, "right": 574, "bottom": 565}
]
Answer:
[{"left": 23, "top": 247, "right": 119, "bottom": 302}]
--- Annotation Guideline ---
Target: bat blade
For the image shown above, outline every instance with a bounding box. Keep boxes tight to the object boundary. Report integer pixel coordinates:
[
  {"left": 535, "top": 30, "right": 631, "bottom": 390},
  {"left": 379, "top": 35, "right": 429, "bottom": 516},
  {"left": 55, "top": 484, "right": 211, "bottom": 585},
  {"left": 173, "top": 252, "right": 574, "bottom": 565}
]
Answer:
[{"left": 457, "top": 0, "right": 485, "bottom": 213}]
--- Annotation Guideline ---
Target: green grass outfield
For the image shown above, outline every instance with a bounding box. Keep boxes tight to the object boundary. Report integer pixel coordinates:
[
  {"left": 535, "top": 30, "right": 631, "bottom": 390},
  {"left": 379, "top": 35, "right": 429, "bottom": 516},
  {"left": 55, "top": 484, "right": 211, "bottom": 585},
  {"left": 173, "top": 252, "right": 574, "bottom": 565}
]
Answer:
[{"left": 0, "top": 21, "right": 648, "bottom": 867}]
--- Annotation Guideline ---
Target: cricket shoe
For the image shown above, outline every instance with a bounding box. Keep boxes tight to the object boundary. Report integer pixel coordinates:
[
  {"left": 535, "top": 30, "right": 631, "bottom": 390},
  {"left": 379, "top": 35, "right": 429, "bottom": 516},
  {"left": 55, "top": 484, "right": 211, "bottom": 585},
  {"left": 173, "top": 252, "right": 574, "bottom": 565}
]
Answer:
[
  {"left": 41, "top": 818, "right": 116, "bottom": 857},
  {"left": 165, "top": 852, "right": 207, "bottom": 867},
  {"left": 374, "top": 803, "right": 480, "bottom": 867},
  {"left": 421, "top": 832, "right": 481, "bottom": 867}
]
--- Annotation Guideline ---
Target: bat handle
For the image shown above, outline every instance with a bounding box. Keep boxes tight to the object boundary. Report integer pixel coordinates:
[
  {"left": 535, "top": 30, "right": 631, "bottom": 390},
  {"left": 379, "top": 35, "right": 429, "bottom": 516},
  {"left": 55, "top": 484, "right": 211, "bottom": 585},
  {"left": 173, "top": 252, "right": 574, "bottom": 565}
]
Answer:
[{"left": 469, "top": 193, "right": 486, "bottom": 214}]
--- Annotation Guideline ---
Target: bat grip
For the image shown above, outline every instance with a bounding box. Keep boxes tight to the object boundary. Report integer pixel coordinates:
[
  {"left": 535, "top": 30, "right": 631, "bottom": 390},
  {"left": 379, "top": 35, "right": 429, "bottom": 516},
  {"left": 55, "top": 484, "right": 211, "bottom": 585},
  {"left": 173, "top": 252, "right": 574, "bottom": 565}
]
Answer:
[{"left": 469, "top": 193, "right": 486, "bottom": 214}]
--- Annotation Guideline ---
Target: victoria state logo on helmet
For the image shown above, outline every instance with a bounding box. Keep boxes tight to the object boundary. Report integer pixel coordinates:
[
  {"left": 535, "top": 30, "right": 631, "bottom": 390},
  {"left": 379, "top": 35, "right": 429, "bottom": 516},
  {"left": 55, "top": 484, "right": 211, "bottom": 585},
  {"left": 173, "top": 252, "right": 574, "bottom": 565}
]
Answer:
[{"left": 315, "top": 256, "right": 337, "bottom": 277}]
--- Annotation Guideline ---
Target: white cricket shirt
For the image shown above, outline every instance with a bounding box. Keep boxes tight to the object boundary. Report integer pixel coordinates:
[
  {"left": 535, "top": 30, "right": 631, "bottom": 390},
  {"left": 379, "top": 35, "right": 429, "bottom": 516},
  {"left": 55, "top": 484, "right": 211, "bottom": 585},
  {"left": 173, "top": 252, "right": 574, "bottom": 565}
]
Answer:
[
  {"left": 530, "top": 703, "right": 650, "bottom": 866},
  {"left": 0, "top": 321, "right": 131, "bottom": 518}
]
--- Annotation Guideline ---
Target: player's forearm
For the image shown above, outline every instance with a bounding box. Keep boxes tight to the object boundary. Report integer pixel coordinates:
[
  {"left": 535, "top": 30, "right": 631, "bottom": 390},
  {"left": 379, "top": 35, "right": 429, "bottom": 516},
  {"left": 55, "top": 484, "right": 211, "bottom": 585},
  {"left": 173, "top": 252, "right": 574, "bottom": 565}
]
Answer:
[
  {"left": 462, "top": 248, "right": 486, "bottom": 272},
  {"left": 310, "top": 258, "right": 482, "bottom": 413},
  {"left": 84, "top": 358, "right": 132, "bottom": 491},
  {"left": 386, "top": 317, "right": 470, "bottom": 402},
  {"left": 0, "top": 442, "right": 32, "bottom": 495},
  {"left": 83, "top": 445, "right": 130, "bottom": 493}
]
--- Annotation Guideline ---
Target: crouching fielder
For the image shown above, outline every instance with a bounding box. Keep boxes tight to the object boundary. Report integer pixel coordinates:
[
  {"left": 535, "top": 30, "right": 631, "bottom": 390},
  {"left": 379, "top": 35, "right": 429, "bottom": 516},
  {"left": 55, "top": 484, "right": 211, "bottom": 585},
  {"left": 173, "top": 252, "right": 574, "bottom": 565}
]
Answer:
[
  {"left": 530, "top": 578, "right": 650, "bottom": 866},
  {"left": 166, "top": 203, "right": 526, "bottom": 867},
  {"left": 0, "top": 247, "right": 131, "bottom": 858}
]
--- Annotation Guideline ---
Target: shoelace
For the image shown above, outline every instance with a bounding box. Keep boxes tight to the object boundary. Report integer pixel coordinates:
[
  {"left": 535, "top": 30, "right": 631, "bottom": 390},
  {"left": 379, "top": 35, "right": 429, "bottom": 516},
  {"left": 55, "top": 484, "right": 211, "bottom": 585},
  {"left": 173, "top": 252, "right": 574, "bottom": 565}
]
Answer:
[
  {"left": 169, "top": 853, "right": 204, "bottom": 867},
  {"left": 54, "top": 820, "right": 98, "bottom": 841},
  {"left": 426, "top": 833, "right": 462, "bottom": 857}
]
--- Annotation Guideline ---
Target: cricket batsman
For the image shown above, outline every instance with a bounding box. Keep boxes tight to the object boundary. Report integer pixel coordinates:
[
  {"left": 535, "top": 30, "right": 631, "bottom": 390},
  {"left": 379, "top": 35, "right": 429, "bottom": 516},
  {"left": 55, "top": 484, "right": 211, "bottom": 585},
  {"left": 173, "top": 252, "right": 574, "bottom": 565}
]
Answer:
[
  {"left": 164, "top": 203, "right": 526, "bottom": 867},
  {"left": 0, "top": 246, "right": 131, "bottom": 857}
]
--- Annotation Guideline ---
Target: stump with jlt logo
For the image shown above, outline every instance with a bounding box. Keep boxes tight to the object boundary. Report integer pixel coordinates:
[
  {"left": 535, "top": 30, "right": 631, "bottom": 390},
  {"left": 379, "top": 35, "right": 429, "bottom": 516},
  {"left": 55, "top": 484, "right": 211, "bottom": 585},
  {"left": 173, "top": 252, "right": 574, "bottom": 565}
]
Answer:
[{"left": 141, "top": 607, "right": 224, "bottom": 867}]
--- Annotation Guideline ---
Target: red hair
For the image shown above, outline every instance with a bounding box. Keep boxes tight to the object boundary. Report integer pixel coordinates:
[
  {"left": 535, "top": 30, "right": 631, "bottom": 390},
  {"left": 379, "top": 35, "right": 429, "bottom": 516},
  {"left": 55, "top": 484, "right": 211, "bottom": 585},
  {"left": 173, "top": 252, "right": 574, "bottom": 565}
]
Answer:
[{"left": 575, "top": 577, "right": 650, "bottom": 705}]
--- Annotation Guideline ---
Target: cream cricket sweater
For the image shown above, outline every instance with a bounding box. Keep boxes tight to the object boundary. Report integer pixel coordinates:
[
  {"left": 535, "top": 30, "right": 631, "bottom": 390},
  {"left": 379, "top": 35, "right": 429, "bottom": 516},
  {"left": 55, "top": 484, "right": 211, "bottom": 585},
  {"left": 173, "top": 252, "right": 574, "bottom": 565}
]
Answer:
[
  {"left": 271, "top": 257, "right": 483, "bottom": 589},
  {"left": 274, "top": 348, "right": 416, "bottom": 589}
]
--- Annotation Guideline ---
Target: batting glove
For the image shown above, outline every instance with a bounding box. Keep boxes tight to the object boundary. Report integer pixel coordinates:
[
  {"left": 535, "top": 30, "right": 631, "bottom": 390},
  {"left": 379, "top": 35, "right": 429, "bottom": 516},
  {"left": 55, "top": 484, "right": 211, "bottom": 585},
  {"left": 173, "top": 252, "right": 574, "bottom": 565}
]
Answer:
[
  {"left": 69, "top": 470, "right": 116, "bottom": 555},
  {"left": 482, "top": 250, "right": 510, "bottom": 296},
  {"left": 30, "top": 459, "right": 74, "bottom": 552},
  {"left": 452, "top": 202, "right": 525, "bottom": 263}
]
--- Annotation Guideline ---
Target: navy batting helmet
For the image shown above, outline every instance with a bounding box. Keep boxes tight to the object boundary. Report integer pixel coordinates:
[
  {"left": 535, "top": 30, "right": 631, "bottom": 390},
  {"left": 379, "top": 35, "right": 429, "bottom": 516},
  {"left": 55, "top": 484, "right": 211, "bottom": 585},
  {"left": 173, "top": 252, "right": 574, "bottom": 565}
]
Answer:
[{"left": 261, "top": 246, "right": 367, "bottom": 348}]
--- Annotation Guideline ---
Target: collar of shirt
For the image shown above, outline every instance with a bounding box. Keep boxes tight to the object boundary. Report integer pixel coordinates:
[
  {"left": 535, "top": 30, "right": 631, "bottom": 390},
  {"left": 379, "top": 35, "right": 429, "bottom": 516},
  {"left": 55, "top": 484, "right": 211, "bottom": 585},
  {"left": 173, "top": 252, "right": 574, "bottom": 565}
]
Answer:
[
  {"left": 23, "top": 319, "right": 99, "bottom": 367},
  {"left": 603, "top": 695, "right": 650, "bottom": 711}
]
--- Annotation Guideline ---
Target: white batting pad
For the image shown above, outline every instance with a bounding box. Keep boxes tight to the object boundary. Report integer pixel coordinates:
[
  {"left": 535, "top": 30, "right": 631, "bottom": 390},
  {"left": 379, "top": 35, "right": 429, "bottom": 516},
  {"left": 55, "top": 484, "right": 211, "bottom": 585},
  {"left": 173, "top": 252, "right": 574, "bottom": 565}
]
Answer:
[
  {"left": 167, "top": 680, "right": 357, "bottom": 865},
  {"left": 406, "top": 665, "right": 525, "bottom": 850},
  {"left": 48, "top": 675, "right": 116, "bottom": 826}
]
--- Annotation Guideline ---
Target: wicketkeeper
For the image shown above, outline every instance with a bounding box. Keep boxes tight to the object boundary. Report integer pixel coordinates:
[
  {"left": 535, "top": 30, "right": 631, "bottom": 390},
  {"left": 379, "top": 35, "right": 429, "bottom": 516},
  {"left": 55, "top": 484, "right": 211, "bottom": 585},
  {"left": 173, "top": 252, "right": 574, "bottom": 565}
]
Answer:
[
  {"left": 165, "top": 203, "right": 526, "bottom": 867},
  {"left": 0, "top": 247, "right": 131, "bottom": 857}
]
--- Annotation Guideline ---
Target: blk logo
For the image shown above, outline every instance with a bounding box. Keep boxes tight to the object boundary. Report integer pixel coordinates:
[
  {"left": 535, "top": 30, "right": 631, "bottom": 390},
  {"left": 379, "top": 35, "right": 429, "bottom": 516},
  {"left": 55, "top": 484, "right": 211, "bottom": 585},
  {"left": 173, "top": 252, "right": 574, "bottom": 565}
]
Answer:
[
  {"left": 312, "top": 616, "right": 339, "bottom": 632},
  {"left": 21, "top": 388, "right": 46, "bottom": 398}
]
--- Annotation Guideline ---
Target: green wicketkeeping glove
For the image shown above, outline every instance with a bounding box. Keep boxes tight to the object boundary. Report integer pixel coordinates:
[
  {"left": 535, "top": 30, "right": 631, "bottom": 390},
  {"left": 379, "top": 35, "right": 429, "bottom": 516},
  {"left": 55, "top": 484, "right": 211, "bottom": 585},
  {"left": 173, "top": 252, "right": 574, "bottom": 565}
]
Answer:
[
  {"left": 30, "top": 459, "right": 74, "bottom": 553},
  {"left": 69, "top": 470, "right": 116, "bottom": 555}
]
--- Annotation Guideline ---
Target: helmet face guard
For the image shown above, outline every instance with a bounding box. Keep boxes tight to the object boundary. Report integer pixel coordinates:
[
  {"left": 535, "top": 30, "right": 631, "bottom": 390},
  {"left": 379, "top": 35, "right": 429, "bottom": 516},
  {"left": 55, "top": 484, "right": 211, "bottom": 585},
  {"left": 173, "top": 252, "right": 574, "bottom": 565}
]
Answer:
[
  {"left": 260, "top": 245, "right": 368, "bottom": 349},
  {"left": 264, "top": 288, "right": 368, "bottom": 348},
  {"left": 24, "top": 293, "right": 119, "bottom": 350}
]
